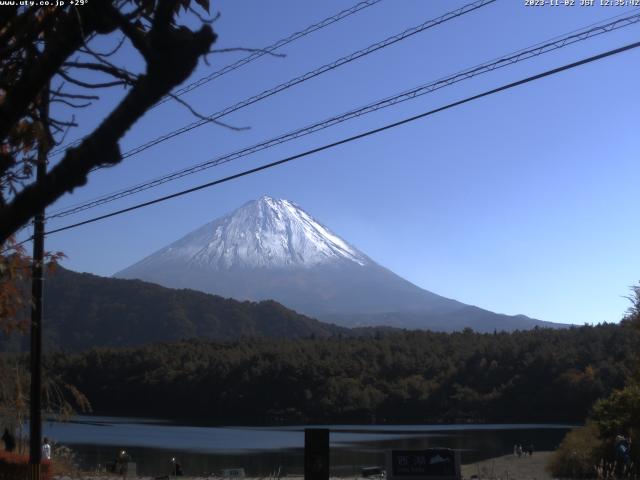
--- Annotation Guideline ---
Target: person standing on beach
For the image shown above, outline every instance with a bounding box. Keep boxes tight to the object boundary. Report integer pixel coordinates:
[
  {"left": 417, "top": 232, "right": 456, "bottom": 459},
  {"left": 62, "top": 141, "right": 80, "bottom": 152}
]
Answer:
[
  {"left": 171, "top": 457, "right": 184, "bottom": 476},
  {"left": 2, "top": 427, "right": 15, "bottom": 452},
  {"left": 117, "top": 449, "right": 131, "bottom": 475},
  {"left": 42, "top": 437, "right": 51, "bottom": 460}
]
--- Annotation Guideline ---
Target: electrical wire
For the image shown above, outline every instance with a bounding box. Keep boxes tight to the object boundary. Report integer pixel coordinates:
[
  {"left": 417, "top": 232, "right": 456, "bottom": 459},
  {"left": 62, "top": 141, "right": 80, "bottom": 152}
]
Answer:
[
  {"left": 49, "top": 0, "right": 496, "bottom": 167},
  {"left": 41, "top": 39, "right": 640, "bottom": 238},
  {"left": 159, "top": 0, "right": 385, "bottom": 105},
  {"left": 48, "top": 0, "right": 387, "bottom": 157},
  {"left": 115, "top": 0, "right": 496, "bottom": 161},
  {"left": 45, "top": 9, "right": 640, "bottom": 221}
]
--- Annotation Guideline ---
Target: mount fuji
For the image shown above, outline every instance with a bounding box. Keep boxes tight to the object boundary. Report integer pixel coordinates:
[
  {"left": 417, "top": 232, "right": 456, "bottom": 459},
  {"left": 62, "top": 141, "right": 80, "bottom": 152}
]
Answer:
[{"left": 115, "top": 196, "right": 560, "bottom": 331}]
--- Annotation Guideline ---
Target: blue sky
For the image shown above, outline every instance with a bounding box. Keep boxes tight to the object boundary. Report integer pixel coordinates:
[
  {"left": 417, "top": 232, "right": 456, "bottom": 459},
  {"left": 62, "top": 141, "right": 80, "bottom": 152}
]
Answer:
[{"left": 38, "top": 0, "right": 640, "bottom": 325}]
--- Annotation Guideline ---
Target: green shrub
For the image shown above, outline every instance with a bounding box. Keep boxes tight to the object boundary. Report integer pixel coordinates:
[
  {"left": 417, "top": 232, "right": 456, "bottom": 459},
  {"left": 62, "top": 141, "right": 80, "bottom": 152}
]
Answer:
[
  {"left": 592, "top": 384, "right": 640, "bottom": 451},
  {"left": 547, "top": 422, "right": 608, "bottom": 478}
]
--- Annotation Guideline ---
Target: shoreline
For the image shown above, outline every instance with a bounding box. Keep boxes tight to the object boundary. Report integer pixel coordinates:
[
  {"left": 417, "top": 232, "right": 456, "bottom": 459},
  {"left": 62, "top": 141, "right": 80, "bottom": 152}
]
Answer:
[{"left": 54, "top": 452, "right": 554, "bottom": 480}]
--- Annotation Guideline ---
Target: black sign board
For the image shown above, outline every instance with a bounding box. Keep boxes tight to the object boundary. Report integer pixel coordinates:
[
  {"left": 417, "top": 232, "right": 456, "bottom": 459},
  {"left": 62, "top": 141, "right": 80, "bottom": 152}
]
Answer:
[
  {"left": 390, "top": 449, "right": 458, "bottom": 478},
  {"left": 362, "top": 466, "right": 385, "bottom": 477},
  {"left": 304, "top": 428, "right": 329, "bottom": 480}
]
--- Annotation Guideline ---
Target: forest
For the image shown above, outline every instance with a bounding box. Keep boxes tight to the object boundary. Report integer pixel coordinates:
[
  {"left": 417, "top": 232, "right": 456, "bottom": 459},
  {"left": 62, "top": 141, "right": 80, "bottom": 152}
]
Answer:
[{"left": 44, "top": 321, "right": 637, "bottom": 425}]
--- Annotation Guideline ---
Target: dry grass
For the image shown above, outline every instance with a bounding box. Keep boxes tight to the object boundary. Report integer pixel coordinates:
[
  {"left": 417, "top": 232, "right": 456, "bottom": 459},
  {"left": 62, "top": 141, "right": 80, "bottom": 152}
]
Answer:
[
  {"left": 461, "top": 451, "right": 554, "bottom": 480},
  {"left": 50, "top": 444, "right": 84, "bottom": 478}
]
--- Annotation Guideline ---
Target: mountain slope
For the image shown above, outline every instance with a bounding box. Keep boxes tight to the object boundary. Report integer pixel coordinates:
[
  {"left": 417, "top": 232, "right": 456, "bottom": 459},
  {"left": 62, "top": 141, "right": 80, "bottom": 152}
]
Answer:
[
  {"left": 3, "top": 268, "right": 349, "bottom": 352},
  {"left": 116, "top": 196, "right": 561, "bottom": 331}
]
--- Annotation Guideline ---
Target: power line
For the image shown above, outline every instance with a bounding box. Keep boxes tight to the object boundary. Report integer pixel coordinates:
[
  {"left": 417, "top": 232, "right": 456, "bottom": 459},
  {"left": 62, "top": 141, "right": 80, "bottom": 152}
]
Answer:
[
  {"left": 158, "top": 0, "right": 385, "bottom": 106},
  {"left": 0, "top": 236, "right": 31, "bottom": 255},
  {"left": 42, "top": 39, "right": 640, "bottom": 238},
  {"left": 47, "top": 0, "right": 499, "bottom": 218},
  {"left": 49, "top": 0, "right": 386, "bottom": 157},
  {"left": 45, "top": 10, "right": 640, "bottom": 220},
  {"left": 62, "top": 0, "right": 496, "bottom": 170}
]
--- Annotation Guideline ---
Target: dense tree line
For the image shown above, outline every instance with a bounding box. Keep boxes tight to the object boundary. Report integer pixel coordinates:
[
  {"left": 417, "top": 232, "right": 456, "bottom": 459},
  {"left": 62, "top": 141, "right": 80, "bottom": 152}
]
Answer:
[
  {"left": 548, "top": 288, "right": 640, "bottom": 478},
  {"left": 46, "top": 322, "right": 637, "bottom": 425}
]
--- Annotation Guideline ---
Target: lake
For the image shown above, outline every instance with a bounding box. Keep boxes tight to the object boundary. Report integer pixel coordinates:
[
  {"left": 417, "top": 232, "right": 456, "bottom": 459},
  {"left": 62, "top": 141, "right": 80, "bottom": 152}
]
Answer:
[{"left": 43, "top": 416, "right": 575, "bottom": 476}]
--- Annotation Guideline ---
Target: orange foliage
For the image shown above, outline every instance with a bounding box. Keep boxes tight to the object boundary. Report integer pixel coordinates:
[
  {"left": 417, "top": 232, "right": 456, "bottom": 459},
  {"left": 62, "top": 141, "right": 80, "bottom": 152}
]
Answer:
[
  {"left": 0, "top": 450, "right": 52, "bottom": 480},
  {"left": 0, "top": 236, "right": 64, "bottom": 334}
]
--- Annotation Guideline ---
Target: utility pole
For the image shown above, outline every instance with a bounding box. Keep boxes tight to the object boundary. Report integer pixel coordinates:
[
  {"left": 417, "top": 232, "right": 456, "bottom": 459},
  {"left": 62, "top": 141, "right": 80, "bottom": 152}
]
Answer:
[
  {"left": 29, "top": 94, "right": 49, "bottom": 480},
  {"left": 29, "top": 144, "right": 45, "bottom": 480}
]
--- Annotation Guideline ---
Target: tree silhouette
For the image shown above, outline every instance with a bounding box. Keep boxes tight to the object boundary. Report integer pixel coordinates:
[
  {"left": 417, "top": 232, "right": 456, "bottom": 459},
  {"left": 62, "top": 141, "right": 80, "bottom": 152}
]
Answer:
[{"left": 0, "top": 0, "right": 217, "bottom": 245}]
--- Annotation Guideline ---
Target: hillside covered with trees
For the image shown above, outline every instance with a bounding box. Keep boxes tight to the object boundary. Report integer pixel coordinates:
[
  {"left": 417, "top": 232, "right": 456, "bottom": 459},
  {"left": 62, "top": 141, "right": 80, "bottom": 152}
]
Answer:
[
  {"left": 546, "top": 287, "right": 640, "bottom": 478},
  {"left": 1, "top": 268, "right": 349, "bottom": 352},
  {"left": 49, "top": 322, "right": 636, "bottom": 425}
]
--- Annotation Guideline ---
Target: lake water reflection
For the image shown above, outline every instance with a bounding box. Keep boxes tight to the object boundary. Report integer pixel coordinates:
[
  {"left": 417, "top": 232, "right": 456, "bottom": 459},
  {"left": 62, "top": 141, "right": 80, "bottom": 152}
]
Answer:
[{"left": 44, "top": 416, "right": 575, "bottom": 476}]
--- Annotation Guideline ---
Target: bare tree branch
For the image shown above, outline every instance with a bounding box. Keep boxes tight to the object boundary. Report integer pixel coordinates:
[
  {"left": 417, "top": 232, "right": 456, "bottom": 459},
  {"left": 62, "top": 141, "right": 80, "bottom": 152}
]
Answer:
[
  {"left": 57, "top": 69, "right": 129, "bottom": 89},
  {"left": 78, "top": 35, "right": 134, "bottom": 75},
  {"left": 166, "top": 92, "right": 249, "bottom": 131},
  {"left": 0, "top": 3, "right": 118, "bottom": 141},
  {"left": 79, "top": 34, "right": 126, "bottom": 58},
  {"left": 188, "top": 6, "right": 220, "bottom": 25},
  {"left": 108, "top": 5, "right": 152, "bottom": 60},
  {"left": 0, "top": 8, "right": 216, "bottom": 243},
  {"left": 62, "top": 61, "right": 138, "bottom": 83},
  {"left": 51, "top": 90, "right": 100, "bottom": 101},
  {"left": 52, "top": 116, "right": 76, "bottom": 148},
  {"left": 50, "top": 98, "right": 92, "bottom": 109},
  {"left": 48, "top": 118, "right": 78, "bottom": 129}
]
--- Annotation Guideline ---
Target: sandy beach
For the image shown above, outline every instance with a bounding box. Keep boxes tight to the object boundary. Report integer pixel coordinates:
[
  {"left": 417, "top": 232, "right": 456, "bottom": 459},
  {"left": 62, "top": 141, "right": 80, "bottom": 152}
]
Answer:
[{"left": 461, "top": 451, "right": 553, "bottom": 480}]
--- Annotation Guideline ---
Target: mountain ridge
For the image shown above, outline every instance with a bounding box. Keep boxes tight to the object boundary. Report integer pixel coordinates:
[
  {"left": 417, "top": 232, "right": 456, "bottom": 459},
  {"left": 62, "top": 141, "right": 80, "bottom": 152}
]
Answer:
[
  {"left": 0, "top": 267, "right": 350, "bottom": 352},
  {"left": 115, "top": 196, "right": 563, "bottom": 331}
]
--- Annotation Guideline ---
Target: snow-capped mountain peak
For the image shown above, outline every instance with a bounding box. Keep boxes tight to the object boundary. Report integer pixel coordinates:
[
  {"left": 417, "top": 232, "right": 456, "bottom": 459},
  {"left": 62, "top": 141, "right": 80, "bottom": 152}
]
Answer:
[
  {"left": 133, "top": 196, "right": 368, "bottom": 270},
  {"left": 115, "top": 196, "right": 550, "bottom": 332}
]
